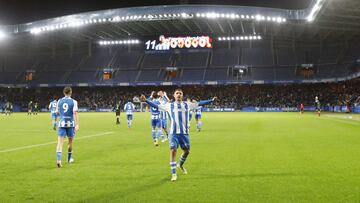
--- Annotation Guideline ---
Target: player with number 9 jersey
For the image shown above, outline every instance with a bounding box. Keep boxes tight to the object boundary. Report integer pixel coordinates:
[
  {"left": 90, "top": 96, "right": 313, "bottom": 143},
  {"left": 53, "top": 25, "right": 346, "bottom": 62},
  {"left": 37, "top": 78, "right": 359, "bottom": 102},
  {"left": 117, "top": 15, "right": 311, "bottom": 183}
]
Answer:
[
  {"left": 55, "top": 87, "right": 79, "bottom": 168},
  {"left": 57, "top": 98, "right": 78, "bottom": 131}
]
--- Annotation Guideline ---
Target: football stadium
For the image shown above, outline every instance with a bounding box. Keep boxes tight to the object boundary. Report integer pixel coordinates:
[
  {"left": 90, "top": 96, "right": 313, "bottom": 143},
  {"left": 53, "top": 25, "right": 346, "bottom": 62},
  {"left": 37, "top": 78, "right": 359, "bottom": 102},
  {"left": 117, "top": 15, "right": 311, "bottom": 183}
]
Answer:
[{"left": 1, "top": 0, "right": 360, "bottom": 202}]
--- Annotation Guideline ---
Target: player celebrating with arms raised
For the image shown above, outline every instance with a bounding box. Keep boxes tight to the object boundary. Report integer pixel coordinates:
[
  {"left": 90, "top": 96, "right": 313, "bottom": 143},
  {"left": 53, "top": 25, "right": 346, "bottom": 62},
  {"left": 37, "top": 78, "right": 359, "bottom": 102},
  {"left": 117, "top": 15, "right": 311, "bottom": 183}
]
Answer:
[
  {"left": 141, "top": 89, "right": 217, "bottom": 182},
  {"left": 193, "top": 100, "right": 203, "bottom": 132},
  {"left": 55, "top": 87, "right": 79, "bottom": 168},
  {"left": 148, "top": 91, "right": 166, "bottom": 146},
  {"left": 158, "top": 91, "right": 170, "bottom": 140}
]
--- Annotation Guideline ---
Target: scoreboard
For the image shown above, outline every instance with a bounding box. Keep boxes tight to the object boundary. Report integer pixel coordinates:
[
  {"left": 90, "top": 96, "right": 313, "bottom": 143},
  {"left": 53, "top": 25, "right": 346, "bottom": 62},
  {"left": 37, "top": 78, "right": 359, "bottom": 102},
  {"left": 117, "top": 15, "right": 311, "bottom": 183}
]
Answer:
[{"left": 145, "top": 35, "right": 212, "bottom": 51}]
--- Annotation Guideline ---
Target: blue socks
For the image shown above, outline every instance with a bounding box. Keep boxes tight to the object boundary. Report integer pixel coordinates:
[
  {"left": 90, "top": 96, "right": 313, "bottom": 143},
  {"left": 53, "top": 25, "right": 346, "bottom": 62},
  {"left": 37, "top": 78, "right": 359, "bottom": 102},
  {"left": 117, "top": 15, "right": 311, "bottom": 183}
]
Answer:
[
  {"left": 56, "top": 151, "right": 62, "bottom": 162},
  {"left": 68, "top": 151, "right": 72, "bottom": 162},
  {"left": 179, "top": 155, "right": 187, "bottom": 167},
  {"left": 152, "top": 130, "right": 157, "bottom": 141},
  {"left": 170, "top": 162, "right": 176, "bottom": 174},
  {"left": 197, "top": 123, "right": 202, "bottom": 130}
]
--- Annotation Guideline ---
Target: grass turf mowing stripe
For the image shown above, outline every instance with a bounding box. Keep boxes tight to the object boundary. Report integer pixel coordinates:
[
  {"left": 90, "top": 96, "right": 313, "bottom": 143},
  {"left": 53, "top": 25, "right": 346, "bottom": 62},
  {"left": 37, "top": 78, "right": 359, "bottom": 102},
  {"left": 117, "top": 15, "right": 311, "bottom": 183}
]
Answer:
[{"left": 0, "top": 131, "right": 114, "bottom": 153}]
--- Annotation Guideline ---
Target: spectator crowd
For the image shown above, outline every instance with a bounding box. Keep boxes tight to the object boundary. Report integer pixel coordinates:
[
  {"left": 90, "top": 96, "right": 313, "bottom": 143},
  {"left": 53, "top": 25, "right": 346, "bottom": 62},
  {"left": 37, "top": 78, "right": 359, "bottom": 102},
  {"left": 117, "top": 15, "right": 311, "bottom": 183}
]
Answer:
[{"left": 1, "top": 81, "right": 360, "bottom": 110}]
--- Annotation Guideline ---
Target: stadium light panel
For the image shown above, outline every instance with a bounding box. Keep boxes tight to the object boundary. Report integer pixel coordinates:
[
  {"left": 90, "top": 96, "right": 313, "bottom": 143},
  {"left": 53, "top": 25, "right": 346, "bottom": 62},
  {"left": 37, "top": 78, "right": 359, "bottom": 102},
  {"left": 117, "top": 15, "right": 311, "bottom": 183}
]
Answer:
[
  {"left": 307, "top": 0, "right": 326, "bottom": 22},
  {"left": 241, "top": 15, "right": 245, "bottom": 19},
  {"left": 0, "top": 31, "right": 6, "bottom": 40}
]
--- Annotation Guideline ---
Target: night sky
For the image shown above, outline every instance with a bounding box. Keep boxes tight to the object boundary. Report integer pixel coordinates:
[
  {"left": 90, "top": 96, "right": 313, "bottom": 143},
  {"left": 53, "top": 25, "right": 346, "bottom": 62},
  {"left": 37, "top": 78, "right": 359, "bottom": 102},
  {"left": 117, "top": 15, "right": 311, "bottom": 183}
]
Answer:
[{"left": 0, "top": 0, "right": 311, "bottom": 25}]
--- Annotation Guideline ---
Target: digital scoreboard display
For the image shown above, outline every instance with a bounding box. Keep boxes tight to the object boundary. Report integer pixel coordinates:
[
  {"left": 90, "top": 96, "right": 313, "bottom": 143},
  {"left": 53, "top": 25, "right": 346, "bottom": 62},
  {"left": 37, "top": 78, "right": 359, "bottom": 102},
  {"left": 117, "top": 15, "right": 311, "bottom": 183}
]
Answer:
[{"left": 145, "top": 35, "right": 212, "bottom": 51}]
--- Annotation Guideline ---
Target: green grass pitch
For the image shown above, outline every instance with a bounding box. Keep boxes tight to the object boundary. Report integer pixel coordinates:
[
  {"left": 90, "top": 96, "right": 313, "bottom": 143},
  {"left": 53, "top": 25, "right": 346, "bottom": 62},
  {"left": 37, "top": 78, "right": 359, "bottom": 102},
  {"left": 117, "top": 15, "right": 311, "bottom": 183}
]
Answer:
[{"left": 1, "top": 112, "right": 360, "bottom": 202}]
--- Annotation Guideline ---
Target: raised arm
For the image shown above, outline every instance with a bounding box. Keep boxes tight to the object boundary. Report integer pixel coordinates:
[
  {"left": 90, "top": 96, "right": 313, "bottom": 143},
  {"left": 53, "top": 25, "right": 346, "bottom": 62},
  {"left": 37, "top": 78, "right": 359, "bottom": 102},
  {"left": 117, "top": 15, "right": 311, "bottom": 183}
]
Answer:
[
  {"left": 189, "top": 97, "right": 218, "bottom": 110},
  {"left": 140, "top": 94, "right": 168, "bottom": 111}
]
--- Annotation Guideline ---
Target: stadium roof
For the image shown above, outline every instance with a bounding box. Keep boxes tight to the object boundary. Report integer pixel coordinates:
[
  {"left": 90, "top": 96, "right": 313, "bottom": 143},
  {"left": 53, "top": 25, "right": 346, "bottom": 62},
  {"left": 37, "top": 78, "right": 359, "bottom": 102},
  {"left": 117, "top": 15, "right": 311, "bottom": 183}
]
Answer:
[{"left": 0, "top": 0, "right": 359, "bottom": 48}]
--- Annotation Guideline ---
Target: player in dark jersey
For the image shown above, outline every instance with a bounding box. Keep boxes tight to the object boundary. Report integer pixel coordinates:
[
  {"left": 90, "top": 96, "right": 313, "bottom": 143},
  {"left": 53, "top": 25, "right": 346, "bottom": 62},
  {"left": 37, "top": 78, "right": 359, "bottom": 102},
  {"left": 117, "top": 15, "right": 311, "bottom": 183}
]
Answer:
[
  {"left": 28, "top": 101, "right": 33, "bottom": 115},
  {"left": 114, "top": 101, "right": 121, "bottom": 125},
  {"left": 315, "top": 96, "right": 321, "bottom": 117},
  {"left": 33, "top": 102, "right": 39, "bottom": 115},
  {"left": 4, "top": 102, "right": 12, "bottom": 116}
]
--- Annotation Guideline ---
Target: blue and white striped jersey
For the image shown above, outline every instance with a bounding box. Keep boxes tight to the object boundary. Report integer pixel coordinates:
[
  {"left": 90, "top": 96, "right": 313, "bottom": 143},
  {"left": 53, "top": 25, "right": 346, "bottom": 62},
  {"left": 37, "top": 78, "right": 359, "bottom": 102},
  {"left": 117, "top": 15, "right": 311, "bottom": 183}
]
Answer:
[
  {"left": 49, "top": 100, "right": 57, "bottom": 114},
  {"left": 195, "top": 107, "right": 202, "bottom": 116},
  {"left": 56, "top": 96, "right": 78, "bottom": 128},
  {"left": 146, "top": 98, "right": 214, "bottom": 135},
  {"left": 124, "top": 102, "right": 135, "bottom": 115},
  {"left": 149, "top": 99, "right": 161, "bottom": 120},
  {"left": 159, "top": 96, "right": 169, "bottom": 120},
  {"left": 154, "top": 101, "right": 199, "bottom": 135}
]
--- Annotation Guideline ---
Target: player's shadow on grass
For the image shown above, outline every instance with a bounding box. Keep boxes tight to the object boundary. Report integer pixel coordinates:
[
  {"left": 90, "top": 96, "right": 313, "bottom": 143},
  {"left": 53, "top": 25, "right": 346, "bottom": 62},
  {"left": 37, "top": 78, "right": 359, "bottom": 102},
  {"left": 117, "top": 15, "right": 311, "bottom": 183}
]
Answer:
[{"left": 82, "top": 176, "right": 169, "bottom": 201}]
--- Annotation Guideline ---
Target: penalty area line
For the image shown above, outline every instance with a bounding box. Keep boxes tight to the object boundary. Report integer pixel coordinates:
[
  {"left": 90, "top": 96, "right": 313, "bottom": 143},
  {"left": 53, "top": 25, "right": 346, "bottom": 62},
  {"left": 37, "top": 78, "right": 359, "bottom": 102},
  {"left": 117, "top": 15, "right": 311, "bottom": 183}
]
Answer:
[{"left": 0, "top": 132, "right": 114, "bottom": 153}]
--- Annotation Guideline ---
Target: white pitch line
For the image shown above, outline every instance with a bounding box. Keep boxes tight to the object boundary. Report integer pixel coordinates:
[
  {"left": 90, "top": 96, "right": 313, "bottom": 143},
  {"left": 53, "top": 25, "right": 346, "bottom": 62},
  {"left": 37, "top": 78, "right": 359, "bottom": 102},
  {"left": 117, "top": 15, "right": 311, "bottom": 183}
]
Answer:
[
  {"left": 322, "top": 116, "right": 360, "bottom": 126},
  {"left": 0, "top": 132, "right": 114, "bottom": 153}
]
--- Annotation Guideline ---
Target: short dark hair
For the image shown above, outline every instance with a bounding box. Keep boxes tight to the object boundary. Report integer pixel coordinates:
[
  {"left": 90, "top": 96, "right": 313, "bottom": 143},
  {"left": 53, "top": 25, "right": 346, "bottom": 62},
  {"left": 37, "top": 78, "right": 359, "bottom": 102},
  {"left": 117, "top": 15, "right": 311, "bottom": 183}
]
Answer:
[
  {"left": 174, "top": 88, "right": 183, "bottom": 93},
  {"left": 63, "top": 87, "right": 72, "bottom": 95}
]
